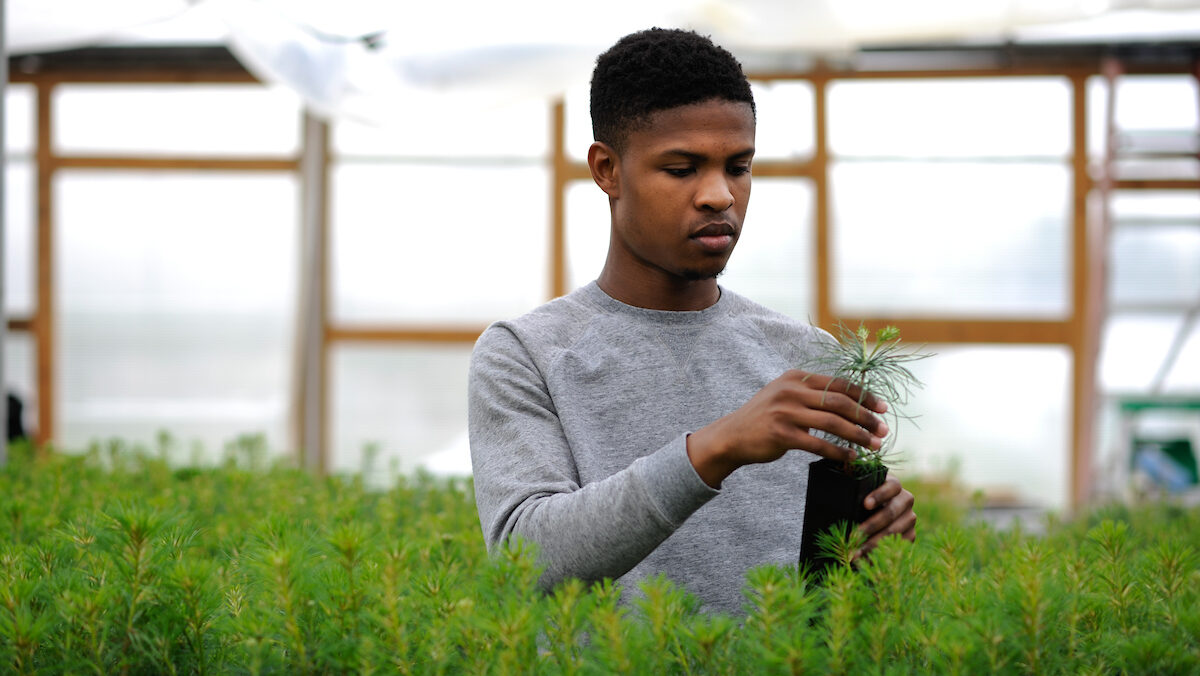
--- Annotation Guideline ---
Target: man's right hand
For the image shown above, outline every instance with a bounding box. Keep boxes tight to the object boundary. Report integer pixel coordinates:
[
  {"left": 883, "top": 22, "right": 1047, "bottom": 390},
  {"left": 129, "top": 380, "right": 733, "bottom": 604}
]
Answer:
[{"left": 685, "top": 370, "right": 889, "bottom": 489}]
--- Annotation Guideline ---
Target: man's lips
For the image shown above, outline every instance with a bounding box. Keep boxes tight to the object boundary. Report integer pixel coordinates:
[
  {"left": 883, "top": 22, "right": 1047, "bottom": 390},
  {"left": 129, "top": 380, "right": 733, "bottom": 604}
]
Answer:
[{"left": 691, "top": 222, "right": 736, "bottom": 252}]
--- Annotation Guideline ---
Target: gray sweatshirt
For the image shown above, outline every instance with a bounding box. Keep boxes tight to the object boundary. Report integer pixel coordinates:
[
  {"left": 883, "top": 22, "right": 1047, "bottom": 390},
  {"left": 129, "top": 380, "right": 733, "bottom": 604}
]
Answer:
[{"left": 468, "top": 281, "right": 832, "bottom": 616}]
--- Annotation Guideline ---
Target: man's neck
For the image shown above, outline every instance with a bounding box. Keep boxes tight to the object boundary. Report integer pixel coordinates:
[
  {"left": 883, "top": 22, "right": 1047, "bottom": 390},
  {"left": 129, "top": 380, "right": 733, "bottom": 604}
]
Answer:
[{"left": 595, "top": 269, "right": 721, "bottom": 312}]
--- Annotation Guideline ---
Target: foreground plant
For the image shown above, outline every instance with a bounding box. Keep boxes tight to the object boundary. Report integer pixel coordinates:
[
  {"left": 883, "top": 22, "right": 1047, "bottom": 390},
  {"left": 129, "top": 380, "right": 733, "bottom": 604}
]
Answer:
[{"left": 0, "top": 441, "right": 1197, "bottom": 674}]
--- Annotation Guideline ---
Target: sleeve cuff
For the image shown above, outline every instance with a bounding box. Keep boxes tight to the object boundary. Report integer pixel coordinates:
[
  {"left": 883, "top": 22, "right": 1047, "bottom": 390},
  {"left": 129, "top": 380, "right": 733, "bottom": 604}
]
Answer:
[{"left": 633, "top": 433, "right": 720, "bottom": 528}]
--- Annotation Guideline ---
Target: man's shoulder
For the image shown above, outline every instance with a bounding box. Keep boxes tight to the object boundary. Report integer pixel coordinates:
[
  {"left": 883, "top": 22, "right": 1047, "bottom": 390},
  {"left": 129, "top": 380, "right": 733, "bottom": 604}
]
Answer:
[
  {"left": 720, "top": 288, "right": 827, "bottom": 339},
  {"left": 718, "top": 287, "right": 834, "bottom": 364},
  {"left": 474, "top": 283, "right": 604, "bottom": 356}
]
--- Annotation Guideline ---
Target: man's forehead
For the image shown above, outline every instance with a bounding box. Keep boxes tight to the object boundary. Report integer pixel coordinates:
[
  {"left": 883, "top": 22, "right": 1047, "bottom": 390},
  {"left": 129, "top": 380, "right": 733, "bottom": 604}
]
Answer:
[{"left": 627, "top": 100, "right": 756, "bottom": 155}]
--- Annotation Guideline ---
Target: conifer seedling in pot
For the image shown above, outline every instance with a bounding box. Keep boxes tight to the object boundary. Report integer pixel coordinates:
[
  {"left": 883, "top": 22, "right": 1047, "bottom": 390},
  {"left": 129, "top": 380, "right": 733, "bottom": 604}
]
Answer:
[{"left": 798, "top": 323, "right": 930, "bottom": 575}]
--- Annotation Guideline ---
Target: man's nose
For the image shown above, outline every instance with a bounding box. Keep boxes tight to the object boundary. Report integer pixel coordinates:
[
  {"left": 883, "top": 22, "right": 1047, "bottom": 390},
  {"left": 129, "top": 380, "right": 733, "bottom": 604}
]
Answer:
[{"left": 696, "top": 172, "right": 734, "bottom": 212}]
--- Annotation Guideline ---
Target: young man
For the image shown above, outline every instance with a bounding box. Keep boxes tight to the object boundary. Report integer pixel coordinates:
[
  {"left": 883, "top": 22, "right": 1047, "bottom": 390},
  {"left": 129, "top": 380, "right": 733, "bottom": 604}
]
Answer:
[{"left": 469, "top": 28, "right": 916, "bottom": 616}]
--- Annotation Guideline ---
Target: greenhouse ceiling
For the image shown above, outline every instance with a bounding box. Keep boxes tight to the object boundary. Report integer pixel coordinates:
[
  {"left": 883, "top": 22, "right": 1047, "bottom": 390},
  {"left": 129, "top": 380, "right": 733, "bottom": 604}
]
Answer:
[{"left": 9, "top": 0, "right": 1200, "bottom": 122}]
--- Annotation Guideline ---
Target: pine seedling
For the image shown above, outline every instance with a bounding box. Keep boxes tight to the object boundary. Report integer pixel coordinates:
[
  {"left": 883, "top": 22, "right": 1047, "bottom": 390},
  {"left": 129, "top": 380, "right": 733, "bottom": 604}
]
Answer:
[
  {"left": 807, "top": 323, "right": 930, "bottom": 473},
  {"left": 1085, "top": 520, "right": 1140, "bottom": 634},
  {"left": 742, "top": 565, "right": 821, "bottom": 673},
  {"left": 543, "top": 578, "right": 592, "bottom": 676},
  {"left": 637, "top": 573, "right": 701, "bottom": 675},
  {"left": 814, "top": 521, "right": 868, "bottom": 571}
]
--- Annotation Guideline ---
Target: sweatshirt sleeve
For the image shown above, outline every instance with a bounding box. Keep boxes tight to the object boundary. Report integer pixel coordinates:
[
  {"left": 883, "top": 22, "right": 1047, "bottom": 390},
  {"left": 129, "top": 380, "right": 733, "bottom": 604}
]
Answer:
[{"left": 468, "top": 323, "right": 719, "bottom": 590}]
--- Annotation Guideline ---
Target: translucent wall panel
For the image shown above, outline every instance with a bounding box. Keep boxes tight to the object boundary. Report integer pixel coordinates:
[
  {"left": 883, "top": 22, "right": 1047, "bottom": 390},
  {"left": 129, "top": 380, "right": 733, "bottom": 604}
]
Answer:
[
  {"left": 563, "top": 82, "right": 592, "bottom": 163},
  {"left": 720, "top": 178, "right": 813, "bottom": 320},
  {"left": 4, "top": 334, "right": 36, "bottom": 438},
  {"left": 1110, "top": 225, "right": 1200, "bottom": 307},
  {"left": 332, "top": 164, "right": 549, "bottom": 323},
  {"left": 55, "top": 171, "right": 299, "bottom": 456},
  {"left": 5, "top": 84, "right": 35, "bottom": 155},
  {"left": 4, "top": 161, "right": 35, "bottom": 316},
  {"left": 333, "top": 97, "right": 548, "bottom": 158},
  {"left": 750, "top": 80, "right": 814, "bottom": 160},
  {"left": 1099, "top": 314, "right": 1186, "bottom": 392},
  {"left": 1162, "top": 322, "right": 1200, "bottom": 392},
  {"left": 565, "top": 180, "right": 609, "bottom": 292},
  {"left": 54, "top": 84, "right": 301, "bottom": 156},
  {"left": 331, "top": 344, "right": 472, "bottom": 481},
  {"left": 831, "top": 162, "right": 1070, "bottom": 317},
  {"left": 565, "top": 79, "right": 815, "bottom": 162},
  {"left": 897, "top": 345, "right": 1072, "bottom": 510},
  {"left": 1087, "top": 74, "right": 1200, "bottom": 180},
  {"left": 830, "top": 78, "right": 1071, "bottom": 158}
]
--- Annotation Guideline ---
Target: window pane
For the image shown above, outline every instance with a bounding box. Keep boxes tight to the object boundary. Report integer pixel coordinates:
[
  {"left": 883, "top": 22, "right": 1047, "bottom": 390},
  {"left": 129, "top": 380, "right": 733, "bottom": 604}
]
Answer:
[
  {"left": 333, "top": 97, "right": 548, "bottom": 158},
  {"left": 831, "top": 162, "right": 1070, "bottom": 318},
  {"left": 565, "top": 180, "right": 609, "bottom": 292},
  {"left": 1109, "top": 191, "right": 1200, "bottom": 308},
  {"left": 566, "top": 80, "right": 816, "bottom": 162},
  {"left": 721, "top": 178, "right": 813, "bottom": 320},
  {"left": 55, "top": 171, "right": 299, "bottom": 455},
  {"left": 1100, "top": 313, "right": 1186, "bottom": 392},
  {"left": 829, "top": 78, "right": 1071, "bottom": 158},
  {"left": 4, "top": 333, "right": 36, "bottom": 439},
  {"left": 564, "top": 82, "right": 592, "bottom": 163},
  {"left": 5, "top": 84, "right": 35, "bottom": 156},
  {"left": 1162, "top": 321, "right": 1200, "bottom": 392},
  {"left": 5, "top": 160, "right": 35, "bottom": 316},
  {"left": 332, "top": 163, "right": 549, "bottom": 323},
  {"left": 331, "top": 344, "right": 471, "bottom": 479},
  {"left": 899, "top": 345, "right": 1071, "bottom": 510},
  {"left": 54, "top": 84, "right": 301, "bottom": 156},
  {"left": 751, "top": 80, "right": 814, "bottom": 160},
  {"left": 1110, "top": 226, "right": 1200, "bottom": 307},
  {"left": 1088, "top": 75, "right": 1200, "bottom": 180}
]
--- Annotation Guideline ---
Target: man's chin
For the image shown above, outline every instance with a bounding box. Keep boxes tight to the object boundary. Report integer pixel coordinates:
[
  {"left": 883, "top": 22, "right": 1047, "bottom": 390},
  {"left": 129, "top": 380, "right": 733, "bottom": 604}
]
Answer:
[{"left": 681, "top": 267, "right": 726, "bottom": 282}]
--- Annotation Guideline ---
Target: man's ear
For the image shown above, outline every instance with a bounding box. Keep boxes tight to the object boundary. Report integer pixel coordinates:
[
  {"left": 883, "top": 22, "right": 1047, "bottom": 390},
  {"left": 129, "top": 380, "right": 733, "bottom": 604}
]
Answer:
[{"left": 587, "top": 142, "right": 620, "bottom": 198}]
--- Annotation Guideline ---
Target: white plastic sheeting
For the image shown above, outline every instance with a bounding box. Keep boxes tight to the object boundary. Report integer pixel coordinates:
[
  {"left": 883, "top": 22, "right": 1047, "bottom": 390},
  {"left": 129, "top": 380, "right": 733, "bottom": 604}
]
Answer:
[{"left": 10, "top": 0, "right": 1200, "bottom": 122}]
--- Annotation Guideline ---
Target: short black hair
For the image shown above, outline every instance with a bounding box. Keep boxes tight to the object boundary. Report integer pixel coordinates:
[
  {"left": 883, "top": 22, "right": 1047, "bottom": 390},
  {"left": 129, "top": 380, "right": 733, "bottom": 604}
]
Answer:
[{"left": 590, "top": 28, "right": 755, "bottom": 151}]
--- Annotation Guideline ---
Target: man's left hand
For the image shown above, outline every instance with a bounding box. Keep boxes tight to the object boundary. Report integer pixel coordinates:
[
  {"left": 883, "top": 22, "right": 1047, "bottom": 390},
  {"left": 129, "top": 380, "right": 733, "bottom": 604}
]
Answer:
[{"left": 855, "top": 477, "right": 916, "bottom": 559}]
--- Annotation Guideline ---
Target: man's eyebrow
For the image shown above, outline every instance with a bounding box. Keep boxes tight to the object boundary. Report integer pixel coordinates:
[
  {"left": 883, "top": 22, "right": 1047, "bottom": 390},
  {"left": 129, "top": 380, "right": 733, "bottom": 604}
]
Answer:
[{"left": 659, "top": 147, "right": 756, "bottom": 161}]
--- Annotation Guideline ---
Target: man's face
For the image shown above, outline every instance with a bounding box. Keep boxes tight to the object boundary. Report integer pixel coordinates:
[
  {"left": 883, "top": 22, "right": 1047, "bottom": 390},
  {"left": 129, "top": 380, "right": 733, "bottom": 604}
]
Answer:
[{"left": 604, "top": 99, "right": 755, "bottom": 289}]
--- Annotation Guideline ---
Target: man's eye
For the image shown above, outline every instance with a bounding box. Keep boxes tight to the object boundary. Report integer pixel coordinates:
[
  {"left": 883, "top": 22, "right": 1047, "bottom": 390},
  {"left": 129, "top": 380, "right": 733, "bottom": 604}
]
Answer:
[
  {"left": 728, "top": 165, "right": 751, "bottom": 176},
  {"left": 664, "top": 167, "right": 694, "bottom": 177}
]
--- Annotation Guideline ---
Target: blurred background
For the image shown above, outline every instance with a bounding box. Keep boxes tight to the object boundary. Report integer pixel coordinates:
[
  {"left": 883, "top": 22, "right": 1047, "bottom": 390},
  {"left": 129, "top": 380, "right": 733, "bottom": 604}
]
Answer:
[{"left": 4, "top": 0, "right": 1200, "bottom": 513}]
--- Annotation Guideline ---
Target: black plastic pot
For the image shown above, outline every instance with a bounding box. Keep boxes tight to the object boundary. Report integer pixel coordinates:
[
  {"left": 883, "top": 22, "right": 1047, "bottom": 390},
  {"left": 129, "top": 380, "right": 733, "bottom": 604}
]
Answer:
[{"left": 798, "top": 457, "right": 888, "bottom": 575}]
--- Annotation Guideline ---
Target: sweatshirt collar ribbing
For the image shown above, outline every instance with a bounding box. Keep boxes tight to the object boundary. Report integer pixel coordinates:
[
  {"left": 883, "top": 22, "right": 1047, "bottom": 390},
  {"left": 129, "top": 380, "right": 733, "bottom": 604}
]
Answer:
[{"left": 580, "top": 281, "right": 732, "bottom": 325}]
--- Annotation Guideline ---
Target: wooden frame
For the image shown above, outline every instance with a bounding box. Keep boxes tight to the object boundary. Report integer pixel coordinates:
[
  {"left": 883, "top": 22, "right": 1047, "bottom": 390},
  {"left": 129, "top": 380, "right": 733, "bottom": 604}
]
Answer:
[{"left": 8, "top": 44, "right": 1196, "bottom": 509}]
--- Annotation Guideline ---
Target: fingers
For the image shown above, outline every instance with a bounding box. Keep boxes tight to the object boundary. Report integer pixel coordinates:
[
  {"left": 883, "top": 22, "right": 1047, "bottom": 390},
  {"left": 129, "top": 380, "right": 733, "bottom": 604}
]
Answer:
[
  {"left": 858, "top": 486, "right": 916, "bottom": 552},
  {"left": 792, "top": 370, "right": 888, "bottom": 415},
  {"left": 863, "top": 476, "right": 902, "bottom": 511},
  {"left": 777, "top": 373, "right": 889, "bottom": 446}
]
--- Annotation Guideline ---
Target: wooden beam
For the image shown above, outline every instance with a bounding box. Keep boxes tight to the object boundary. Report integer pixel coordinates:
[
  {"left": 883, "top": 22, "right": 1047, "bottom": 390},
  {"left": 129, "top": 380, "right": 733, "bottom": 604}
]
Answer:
[
  {"left": 12, "top": 71, "right": 259, "bottom": 85},
  {"left": 327, "top": 326, "right": 485, "bottom": 344},
  {"left": 828, "top": 317, "right": 1072, "bottom": 345},
  {"left": 1113, "top": 178, "right": 1200, "bottom": 190},
  {"left": 6, "top": 318, "right": 32, "bottom": 332},
  {"left": 746, "top": 160, "right": 819, "bottom": 178},
  {"left": 54, "top": 157, "right": 299, "bottom": 171}
]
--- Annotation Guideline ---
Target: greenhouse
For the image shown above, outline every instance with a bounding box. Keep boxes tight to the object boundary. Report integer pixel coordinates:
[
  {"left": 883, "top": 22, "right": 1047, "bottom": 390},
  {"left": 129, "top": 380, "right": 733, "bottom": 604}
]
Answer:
[{"left": 2, "top": 1, "right": 1199, "bottom": 673}]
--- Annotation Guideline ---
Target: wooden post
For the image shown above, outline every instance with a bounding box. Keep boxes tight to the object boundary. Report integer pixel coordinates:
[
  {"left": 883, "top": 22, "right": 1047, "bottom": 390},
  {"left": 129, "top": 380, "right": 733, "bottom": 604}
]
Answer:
[
  {"left": 1069, "top": 71, "right": 1098, "bottom": 510},
  {"left": 551, "top": 100, "right": 568, "bottom": 300},
  {"left": 34, "top": 83, "right": 53, "bottom": 452},
  {"left": 295, "top": 111, "right": 330, "bottom": 473},
  {"left": 812, "top": 70, "right": 832, "bottom": 330}
]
